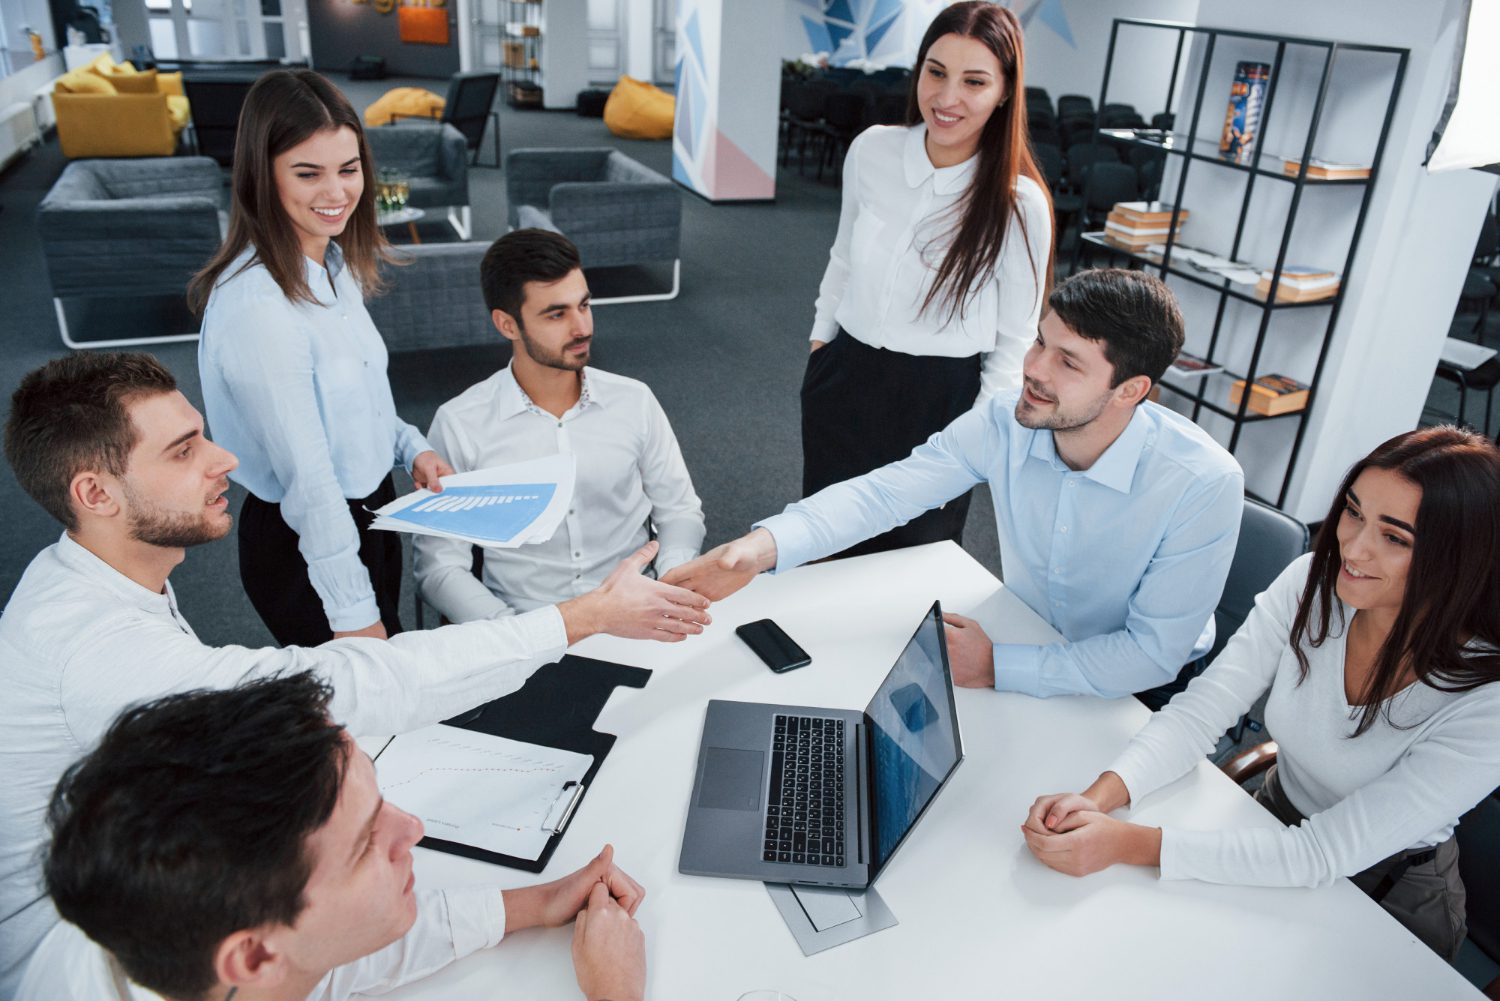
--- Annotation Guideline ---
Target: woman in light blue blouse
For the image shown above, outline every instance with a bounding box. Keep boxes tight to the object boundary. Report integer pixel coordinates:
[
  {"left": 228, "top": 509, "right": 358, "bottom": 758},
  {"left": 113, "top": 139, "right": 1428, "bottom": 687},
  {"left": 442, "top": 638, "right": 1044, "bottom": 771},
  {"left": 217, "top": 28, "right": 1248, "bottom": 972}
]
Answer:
[{"left": 189, "top": 70, "right": 452, "bottom": 646}]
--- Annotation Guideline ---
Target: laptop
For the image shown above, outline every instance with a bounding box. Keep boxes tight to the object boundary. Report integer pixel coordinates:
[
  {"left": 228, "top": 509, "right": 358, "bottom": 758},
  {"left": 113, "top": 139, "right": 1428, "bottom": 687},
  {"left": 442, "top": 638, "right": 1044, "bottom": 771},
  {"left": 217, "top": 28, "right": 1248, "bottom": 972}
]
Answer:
[{"left": 679, "top": 601, "right": 963, "bottom": 889}]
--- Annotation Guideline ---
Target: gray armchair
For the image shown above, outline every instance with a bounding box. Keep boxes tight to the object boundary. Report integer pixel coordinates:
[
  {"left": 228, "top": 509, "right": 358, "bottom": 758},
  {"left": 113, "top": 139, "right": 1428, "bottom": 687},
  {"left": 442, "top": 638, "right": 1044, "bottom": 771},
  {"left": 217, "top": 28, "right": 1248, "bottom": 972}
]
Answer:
[
  {"left": 366, "top": 241, "right": 495, "bottom": 354},
  {"left": 367, "top": 123, "right": 472, "bottom": 239},
  {"left": 505, "top": 148, "right": 681, "bottom": 302},
  {"left": 36, "top": 156, "right": 224, "bottom": 350}
]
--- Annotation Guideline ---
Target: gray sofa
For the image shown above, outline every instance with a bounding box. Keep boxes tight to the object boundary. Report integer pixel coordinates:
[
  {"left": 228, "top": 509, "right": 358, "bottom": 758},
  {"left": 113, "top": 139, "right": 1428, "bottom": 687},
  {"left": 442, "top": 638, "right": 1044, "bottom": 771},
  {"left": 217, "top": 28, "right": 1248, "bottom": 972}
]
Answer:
[
  {"left": 505, "top": 148, "right": 681, "bottom": 302},
  {"left": 366, "top": 241, "right": 495, "bottom": 354},
  {"left": 367, "top": 123, "right": 472, "bottom": 239},
  {"left": 36, "top": 156, "right": 224, "bottom": 349}
]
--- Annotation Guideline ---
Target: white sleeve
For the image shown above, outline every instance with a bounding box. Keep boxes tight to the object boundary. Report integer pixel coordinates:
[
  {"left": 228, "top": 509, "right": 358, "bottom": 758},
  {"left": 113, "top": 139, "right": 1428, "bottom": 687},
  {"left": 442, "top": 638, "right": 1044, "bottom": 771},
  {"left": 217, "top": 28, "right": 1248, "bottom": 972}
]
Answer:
[
  {"left": 413, "top": 408, "right": 515, "bottom": 624},
  {"left": 978, "top": 177, "right": 1051, "bottom": 401},
  {"left": 312, "top": 886, "right": 506, "bottom": 999},
  {"left": 1160, "top": 689, "right": 1500, "bottom": 887},
  {"left": 57, "top": 605, "right": 568, "bottom": 744},
  {"left": 1105, "top": 556, "right": 1305, "bottom": 803},
  {"left": 810, "top": 132, "right": 864, "bottom": 342},
  {"left": 637, "top": 389, "right": 705, "bottom": 574}
]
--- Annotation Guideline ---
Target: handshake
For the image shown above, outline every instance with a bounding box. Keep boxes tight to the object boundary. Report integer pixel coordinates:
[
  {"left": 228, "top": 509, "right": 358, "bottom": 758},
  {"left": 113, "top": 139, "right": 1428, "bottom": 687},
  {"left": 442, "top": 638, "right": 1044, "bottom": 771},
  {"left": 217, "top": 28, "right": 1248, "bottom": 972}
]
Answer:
[{"left": 560, "top": 530, "right": 778, "bottom": 645}]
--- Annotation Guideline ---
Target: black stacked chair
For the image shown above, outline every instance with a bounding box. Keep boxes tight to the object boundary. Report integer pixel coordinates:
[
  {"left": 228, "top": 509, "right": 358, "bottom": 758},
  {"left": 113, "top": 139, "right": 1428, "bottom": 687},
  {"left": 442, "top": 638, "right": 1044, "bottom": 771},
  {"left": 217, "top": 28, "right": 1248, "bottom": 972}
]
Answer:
[
  {"left": 871, "top": 93, "right": 908, "bottom": 127},
  {"left": 1056, "top": 94, "right": 1094, "bottom": 119},
  {"left": 1033, "top": 143, "right": 1064, "bottom": 192},
  {"left": 1151, "top": 112, "right": 1176, "bottom": 131},
  {"left": 818, "top": 92, "right": 867, "bottom": 180},
  {"left": 1079, "top": 161, "right": 1146, "bottom": 265},
  {"left": 781, "top": 79, "right": 833, "bottom": 172}
]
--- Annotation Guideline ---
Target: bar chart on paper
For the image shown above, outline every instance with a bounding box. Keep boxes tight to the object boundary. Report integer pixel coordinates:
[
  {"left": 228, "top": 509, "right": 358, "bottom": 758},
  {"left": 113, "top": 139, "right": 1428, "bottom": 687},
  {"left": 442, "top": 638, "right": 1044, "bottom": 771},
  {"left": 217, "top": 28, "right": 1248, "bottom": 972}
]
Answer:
[{"left": 384, "top": 484, "right": 554, "bottom": 543}]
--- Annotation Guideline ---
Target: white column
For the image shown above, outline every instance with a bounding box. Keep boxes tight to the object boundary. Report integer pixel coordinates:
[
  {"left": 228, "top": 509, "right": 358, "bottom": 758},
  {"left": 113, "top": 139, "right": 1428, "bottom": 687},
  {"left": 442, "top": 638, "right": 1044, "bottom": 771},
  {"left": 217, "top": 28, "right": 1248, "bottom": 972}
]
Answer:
[
  {"left": 541, "top": 0, "right": 588, "bottom": 110},
  {"left": 671, "top": 0, "right": 782, "bottom": 201}
]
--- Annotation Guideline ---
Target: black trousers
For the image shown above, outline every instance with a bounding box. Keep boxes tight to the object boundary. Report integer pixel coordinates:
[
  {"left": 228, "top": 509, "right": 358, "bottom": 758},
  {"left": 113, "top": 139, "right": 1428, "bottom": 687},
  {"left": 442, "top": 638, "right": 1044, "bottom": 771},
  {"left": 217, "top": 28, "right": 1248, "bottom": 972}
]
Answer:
[
  {"left": 238, "top": 474, "right": 405, "bottom": 647},
  {"left": 800, "top": 330, "right": 981, "bottom": 559}
]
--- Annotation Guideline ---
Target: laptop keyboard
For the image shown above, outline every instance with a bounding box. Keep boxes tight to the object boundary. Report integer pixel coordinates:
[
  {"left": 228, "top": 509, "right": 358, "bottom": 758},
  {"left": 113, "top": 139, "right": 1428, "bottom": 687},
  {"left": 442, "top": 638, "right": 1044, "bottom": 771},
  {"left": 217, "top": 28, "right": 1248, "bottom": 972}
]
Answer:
[{"left": 763, "top": 714, "right": 846, "bottom": 867}]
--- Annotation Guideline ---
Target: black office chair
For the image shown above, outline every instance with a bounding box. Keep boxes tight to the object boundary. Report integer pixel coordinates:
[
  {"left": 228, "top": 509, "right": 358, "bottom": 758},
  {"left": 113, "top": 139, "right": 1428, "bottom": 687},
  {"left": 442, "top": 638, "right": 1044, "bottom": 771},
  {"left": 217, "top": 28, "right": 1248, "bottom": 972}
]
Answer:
[
  {"left": 1457, "top": 789, "right": 1500, "bottom": 998},
  {"left": 391, "top": 71, "right": 501, "bottom": 167},
  {"left": 1056, "top": 94, "right": 1093, "bottom": 118},
  {"left": 182, "top": 72, "right": 260, "bottom": 165},
  {"left": 1140, "top": 498, "right": 1309, "bottom": 714}
]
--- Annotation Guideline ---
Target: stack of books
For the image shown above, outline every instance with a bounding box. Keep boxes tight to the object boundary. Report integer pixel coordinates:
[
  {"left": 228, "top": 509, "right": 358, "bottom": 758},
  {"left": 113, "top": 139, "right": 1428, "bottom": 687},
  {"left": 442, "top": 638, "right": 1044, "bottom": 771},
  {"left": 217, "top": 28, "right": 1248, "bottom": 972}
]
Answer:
[
  {"left": 1229, "top": 374, "right": 1310, "bottom": 416},
  {"left": 1103, "top": 202, "right": 1188, "bottom": 249},
  {"left": 1256, "top": 266, "right": 1340, "bottom": 303},
  {"left": 1282, "top": 158, "right": 1371, "bottom": 180}
]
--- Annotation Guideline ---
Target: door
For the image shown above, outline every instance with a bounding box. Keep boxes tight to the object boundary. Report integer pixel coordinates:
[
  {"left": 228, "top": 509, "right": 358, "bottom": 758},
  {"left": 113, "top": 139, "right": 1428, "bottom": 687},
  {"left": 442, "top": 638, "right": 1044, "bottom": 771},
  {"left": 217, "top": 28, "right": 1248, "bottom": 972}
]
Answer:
[{"left": 587, "top": 0, "right": 624, "bottom": 86}]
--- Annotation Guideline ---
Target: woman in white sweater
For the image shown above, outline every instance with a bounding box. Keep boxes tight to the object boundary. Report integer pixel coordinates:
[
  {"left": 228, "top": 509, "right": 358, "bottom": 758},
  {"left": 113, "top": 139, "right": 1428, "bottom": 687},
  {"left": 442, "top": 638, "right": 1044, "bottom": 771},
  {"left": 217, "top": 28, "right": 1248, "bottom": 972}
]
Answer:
[{"left": 1021, "top": 426, "right": 1500, "bottom": 960}]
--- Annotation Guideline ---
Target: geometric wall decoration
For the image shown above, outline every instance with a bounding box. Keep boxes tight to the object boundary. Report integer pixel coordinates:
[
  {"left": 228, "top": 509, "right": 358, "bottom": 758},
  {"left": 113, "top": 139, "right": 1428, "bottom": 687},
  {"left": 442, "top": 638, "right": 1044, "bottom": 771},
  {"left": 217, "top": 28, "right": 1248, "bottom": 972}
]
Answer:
[{"left": 673, "top": 0, "right": 778, "bottom": 201}]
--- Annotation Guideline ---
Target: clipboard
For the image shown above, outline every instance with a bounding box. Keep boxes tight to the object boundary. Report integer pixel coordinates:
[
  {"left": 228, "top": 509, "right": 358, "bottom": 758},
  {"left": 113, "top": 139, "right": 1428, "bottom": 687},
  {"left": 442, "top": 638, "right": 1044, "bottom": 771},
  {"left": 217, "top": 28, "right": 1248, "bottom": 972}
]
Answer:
[{"left": 415, "top": 653, "right": 651, "bottom": 873}]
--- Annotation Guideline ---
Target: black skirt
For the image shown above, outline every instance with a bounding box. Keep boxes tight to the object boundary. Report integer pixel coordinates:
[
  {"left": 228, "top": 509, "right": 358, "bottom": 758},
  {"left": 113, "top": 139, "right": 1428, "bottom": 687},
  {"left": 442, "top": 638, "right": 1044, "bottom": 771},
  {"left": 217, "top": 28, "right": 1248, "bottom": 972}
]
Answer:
[
  {"left": 237, "top": 473, "right": 405, "bottom": 647},
  {"left": 800, "top": 329, "right": 981, "bottom": 559}
]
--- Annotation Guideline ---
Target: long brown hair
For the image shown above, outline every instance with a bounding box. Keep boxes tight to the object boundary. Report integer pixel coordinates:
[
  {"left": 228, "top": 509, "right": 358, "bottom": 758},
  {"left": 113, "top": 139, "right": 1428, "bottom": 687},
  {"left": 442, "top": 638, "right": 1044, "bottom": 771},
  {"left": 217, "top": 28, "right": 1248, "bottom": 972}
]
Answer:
[
  {"left": 907, "top": 1, "right": 1052, "bottom": 324},
  {"left": 188, "top": 70, "right": 390, "bottom": 314},
  {"left": 1289, "top": 426, "right": 1500, "bottom": 736}
]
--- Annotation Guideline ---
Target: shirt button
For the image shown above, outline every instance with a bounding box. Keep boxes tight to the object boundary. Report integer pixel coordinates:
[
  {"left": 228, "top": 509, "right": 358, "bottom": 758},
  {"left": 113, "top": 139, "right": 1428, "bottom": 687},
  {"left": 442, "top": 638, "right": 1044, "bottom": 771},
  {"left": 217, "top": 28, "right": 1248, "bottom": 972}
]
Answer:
[
  {"left": 574, "top": 552, "right": 581, "bottom": 558},
  {"left": 1059, "top": 526, "right": 1068, "bottom": 533},
  {"left": 569, "top": 508, "right": 575, "bottom": 515},
  {"left": 557, "top": 421, "right": 564, "bottom": 428}
]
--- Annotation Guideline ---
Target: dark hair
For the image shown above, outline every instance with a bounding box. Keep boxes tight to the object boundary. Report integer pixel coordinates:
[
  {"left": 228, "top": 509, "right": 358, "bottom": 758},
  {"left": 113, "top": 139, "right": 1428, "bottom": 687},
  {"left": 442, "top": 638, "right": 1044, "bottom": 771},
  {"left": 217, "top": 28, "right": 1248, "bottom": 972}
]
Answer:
[
  {"left": 480, "top": 228, "right": 582, "bottom": 322},
  {"left": 44, "top": 673, "right": 348, "bottom": 1001},
  {"left": 4, "top": 352, "right": 177, "bottom": 530},
  {"left": 1046, "top": 268, "right": 1184, "bottom": 387},
  {"left": 1289, "top": 426, "right": 1500, "bottom": 736},
  {"left": 188, "top": 69, "right": 391, "bottom": 313},
  {"left": 907, "top": 1, "right": 1052, "bottom": 324}
]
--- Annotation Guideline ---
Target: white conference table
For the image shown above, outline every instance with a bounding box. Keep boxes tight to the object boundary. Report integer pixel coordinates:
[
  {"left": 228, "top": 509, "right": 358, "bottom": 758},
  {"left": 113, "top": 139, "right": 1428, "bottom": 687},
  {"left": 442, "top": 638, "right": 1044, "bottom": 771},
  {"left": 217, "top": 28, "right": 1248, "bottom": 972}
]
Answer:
[{"left": 379, "top": 541, "right": 1480, "bottom": 1000}]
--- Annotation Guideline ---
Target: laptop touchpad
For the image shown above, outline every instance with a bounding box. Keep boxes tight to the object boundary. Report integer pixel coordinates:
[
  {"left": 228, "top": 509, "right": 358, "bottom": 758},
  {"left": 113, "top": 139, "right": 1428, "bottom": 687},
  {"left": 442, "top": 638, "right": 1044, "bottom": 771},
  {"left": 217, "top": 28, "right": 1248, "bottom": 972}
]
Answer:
[{"left": 697, "top": 747, "right": 764, "bottom": 810}]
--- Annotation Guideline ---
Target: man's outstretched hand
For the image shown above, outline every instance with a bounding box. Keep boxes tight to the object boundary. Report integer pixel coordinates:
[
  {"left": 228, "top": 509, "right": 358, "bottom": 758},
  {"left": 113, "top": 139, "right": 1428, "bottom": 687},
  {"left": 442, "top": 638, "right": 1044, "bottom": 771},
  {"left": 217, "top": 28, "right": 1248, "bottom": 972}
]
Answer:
[
  {"left": 660, "top": 528, "right": 779, "bottom": 602},
  {"left": 560, "top": 541, "right": 713, "bottom": 644}
]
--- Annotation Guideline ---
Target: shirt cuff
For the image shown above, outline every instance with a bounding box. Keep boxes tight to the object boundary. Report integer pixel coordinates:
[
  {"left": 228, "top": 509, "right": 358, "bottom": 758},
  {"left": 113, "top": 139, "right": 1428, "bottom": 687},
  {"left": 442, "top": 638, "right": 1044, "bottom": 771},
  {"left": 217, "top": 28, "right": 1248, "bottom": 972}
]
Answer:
[
  {"left": 655, "top": 546, "right": 699, "bottom": 577},
  {"left": 443, "top": 884, "right": 508, "bottom": 956},
  {"left": 993, "top": 643, "right": 1043, "bottom": 696},
  {"left": 810, "top": 320, "right": 839, "bottom": 343},
  {"left": 513, "top": 604, "right": 569, "bottom": 656},
  {"left": 327, "top": 595, "right": 383, "bottom": 634},
  {"left": 753, "top": 514, "right": 812, "bottom": 575},
  {"left": 398, "top": 427, "right": 435, "bottom": 470}
]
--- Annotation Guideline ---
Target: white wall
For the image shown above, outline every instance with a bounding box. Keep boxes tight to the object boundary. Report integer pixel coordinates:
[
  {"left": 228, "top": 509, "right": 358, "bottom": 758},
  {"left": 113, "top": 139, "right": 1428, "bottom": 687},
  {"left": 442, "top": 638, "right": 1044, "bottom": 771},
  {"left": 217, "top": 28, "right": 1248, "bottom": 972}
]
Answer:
[
  {"left": 542, "top": 0, "right": 589, "bottom": 109},
  {"left": 1023, "top": 0, "right": 1201, "bottom": 116},
  {"left": 626, "top": 0, "right": 652, "bottom": 80}
]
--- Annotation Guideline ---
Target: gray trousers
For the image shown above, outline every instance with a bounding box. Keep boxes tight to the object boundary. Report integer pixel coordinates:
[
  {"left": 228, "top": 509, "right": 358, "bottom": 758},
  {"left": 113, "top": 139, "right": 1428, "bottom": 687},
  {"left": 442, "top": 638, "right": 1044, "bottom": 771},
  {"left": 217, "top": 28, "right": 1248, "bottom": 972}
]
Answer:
[{"left": 1256, "top": 764, "right": 1467, "bottom": 961}]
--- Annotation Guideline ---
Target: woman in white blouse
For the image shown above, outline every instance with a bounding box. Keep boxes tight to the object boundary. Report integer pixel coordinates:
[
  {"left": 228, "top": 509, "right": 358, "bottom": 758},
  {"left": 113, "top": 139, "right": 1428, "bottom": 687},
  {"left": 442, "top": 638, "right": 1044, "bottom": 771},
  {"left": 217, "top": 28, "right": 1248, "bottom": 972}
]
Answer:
[
  {"left": 801, "top": 1, "right": 1052, "bottom": 557},
  {"left": 1021, "top": 426, "right": 1500, "bottom": 960},
  {"left": 188, "top": 70, "right": 453, "bottom": 646}
]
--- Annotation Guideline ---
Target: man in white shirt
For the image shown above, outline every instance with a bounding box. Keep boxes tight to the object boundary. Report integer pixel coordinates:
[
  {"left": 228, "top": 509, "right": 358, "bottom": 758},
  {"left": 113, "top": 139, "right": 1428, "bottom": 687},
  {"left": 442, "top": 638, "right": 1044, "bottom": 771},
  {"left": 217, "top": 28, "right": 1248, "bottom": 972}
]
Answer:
[
  {"left": 0, "top": 352, "right": 711, "bottom": 996},
  {"left": 20, "top": 672, "right": 647, "bottom": 1001},
  {"left": 416, "top": 228, "right": 705, "bottom": 622}
]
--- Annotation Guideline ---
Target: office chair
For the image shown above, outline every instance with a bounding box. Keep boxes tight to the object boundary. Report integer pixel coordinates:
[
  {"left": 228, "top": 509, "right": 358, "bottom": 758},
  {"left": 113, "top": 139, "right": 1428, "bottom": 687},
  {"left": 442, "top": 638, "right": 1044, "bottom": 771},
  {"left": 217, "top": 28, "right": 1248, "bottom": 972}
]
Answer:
[{"left": 391, "top": 71, "right": 501, "bottom": 167}]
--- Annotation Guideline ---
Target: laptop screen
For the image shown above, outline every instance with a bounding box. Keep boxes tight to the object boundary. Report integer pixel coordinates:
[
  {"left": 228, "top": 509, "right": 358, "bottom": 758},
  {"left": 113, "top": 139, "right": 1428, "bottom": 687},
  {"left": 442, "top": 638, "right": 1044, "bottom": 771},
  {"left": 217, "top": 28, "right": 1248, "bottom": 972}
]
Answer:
[{"left": 864, "top": 601, "right": 963, "bottom": 873}]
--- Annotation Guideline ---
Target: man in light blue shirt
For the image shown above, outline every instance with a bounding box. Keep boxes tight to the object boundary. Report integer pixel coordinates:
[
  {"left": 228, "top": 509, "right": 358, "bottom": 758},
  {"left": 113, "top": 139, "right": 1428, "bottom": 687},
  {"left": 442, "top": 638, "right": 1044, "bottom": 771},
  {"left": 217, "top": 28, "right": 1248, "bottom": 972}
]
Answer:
[{"left": 664, "top": 269, "right": 1244, "bottom": 700}]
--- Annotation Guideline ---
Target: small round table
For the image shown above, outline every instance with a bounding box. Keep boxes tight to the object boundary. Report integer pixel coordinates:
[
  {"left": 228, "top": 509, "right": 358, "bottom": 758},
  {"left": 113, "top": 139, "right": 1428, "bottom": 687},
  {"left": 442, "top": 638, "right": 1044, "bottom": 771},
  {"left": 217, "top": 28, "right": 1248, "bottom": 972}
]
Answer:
[{"left": 376, "top": 206, "right": 426, "bottom": 244}]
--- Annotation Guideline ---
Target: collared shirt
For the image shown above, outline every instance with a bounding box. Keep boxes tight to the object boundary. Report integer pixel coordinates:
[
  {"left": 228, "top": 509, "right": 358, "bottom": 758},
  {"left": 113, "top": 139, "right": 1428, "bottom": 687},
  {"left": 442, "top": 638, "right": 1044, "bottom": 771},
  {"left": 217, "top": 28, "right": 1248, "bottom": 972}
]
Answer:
[
  {"left": 0, "top": 534, "right": 565, "bottom": 996},
  {"left": 812, "top": 124, "right": 1052, "bottom": 400},
  {"left": 17, "top": 885, "right": 506, "bottom": 1000},
  {"left": 757, "top": 392, "right": 1244, "bottom": 699},
  {"left": 199, "top": 244, "right": 433, "bottom": 631},
  {"left": 1111, "top": 555, "right": 1500, "bottom": 887},
  {"left": 415, "top": 365, "right": 705, "bottom": 621}
]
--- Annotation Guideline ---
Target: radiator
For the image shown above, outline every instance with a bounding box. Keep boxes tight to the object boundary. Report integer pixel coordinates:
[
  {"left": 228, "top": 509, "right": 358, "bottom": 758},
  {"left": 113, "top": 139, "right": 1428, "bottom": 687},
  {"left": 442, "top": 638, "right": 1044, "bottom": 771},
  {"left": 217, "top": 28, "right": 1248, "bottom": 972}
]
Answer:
[{"left": 0, "top": 102, "right": 40, "bottom": 171}]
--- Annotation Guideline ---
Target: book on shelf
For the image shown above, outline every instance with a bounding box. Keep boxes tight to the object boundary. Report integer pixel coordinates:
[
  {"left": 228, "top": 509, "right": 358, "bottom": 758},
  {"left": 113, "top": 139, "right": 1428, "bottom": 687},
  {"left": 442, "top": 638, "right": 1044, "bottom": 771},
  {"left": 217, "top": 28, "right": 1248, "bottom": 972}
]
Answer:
[
  {"left": 1282, "top": 157, "right": 1371, "bottom": 180},
  {"left": 1168, "top": 351, "right": 1224, "bottom": 378},
  {"left": 1256, "top": 265, "right": 1341, "bottom": 302},
  {"left": 1111, "top": 201, "right": 1190, "bottom": 225},
  {"left": 1229, "top": 374, "right": 1310, "bottom": 416},
  {"left": 1104, "top": 209, "right": 1184, "bottom": 249}
]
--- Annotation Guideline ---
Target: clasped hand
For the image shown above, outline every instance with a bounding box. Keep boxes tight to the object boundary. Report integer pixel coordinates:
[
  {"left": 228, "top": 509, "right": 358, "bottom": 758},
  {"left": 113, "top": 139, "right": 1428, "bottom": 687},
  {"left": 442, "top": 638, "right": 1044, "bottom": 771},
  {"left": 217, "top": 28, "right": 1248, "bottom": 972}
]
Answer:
[{"left": 1020, "top": 791, "right": 1159, "bottom": 876}]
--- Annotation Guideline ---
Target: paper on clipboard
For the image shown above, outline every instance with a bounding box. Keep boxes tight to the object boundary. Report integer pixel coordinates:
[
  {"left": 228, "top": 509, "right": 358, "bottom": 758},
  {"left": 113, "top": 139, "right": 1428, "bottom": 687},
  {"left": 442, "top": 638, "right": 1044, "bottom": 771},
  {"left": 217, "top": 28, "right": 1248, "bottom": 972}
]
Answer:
[
  {"left": 369, "top": 455, "right": 576, "bottom": 547},
  {"left": 375, "top": 724, "right": 593, "bottom": 861}
]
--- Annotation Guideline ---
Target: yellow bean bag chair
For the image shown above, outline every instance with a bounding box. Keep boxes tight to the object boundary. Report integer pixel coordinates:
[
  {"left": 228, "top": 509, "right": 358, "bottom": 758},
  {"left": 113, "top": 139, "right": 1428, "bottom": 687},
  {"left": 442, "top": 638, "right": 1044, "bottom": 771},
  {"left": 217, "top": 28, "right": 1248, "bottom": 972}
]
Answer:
[
  {"left": 604, "top": 76, "right": 674, "bottom": 140},
  {"left": 365, "top": 87, "right": 447, "bottom": 127},
  {"left": 52, "top": 59, "right": 190, "bottom": 158}
]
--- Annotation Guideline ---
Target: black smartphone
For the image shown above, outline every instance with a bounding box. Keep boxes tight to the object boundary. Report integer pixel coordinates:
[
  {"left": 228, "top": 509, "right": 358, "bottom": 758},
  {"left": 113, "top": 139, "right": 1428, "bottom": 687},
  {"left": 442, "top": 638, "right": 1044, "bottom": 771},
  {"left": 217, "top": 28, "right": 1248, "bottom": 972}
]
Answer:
[{"left": 735, "top": 618, "right": 811, "bottom": 673}]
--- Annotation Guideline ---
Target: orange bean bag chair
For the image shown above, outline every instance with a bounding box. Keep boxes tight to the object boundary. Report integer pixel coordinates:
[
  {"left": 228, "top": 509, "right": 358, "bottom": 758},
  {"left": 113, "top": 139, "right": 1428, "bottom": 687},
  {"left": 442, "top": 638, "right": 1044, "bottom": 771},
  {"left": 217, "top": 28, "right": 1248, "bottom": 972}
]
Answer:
[
  {"left": 365, "top": 87, "right": 446, "bottom": 127},
  {"left": 603, "top": 76, "right": 675, "bottom": 140}
]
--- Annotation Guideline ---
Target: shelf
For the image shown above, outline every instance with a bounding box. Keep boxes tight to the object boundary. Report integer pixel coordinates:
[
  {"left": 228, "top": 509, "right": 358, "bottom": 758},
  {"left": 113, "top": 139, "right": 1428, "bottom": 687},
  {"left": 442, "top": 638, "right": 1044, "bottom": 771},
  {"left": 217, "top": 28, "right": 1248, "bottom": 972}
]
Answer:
[
  {"left": 1080, "top": 233, "right": 1341, "bottom": 309},
  {"left": 1155, "top": 370, "right": 1309, "bottom": 424},
  {"left": 1097, "top": 129, "right": 1374, "bottom": 186}
]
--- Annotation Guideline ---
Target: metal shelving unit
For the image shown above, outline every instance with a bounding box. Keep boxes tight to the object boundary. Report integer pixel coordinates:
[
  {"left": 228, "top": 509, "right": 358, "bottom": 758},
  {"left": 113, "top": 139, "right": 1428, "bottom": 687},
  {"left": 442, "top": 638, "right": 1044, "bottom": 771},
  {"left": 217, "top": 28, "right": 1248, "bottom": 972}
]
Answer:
[
  {"left": 502, "top": 0, "right": 542, "bottom": 108},
  {"left": 1080, "top": 19, "right": 1408, "bottom": 508}
]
